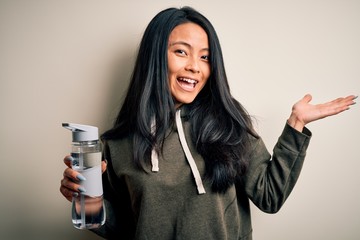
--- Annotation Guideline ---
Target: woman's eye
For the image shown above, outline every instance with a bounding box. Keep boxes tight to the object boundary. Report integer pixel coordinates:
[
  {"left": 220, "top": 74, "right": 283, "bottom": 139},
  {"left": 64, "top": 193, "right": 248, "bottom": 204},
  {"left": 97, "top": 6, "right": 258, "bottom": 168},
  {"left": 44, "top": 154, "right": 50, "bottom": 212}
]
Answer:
[
  {"left": 201, "top": 55, "right": 209, "bottom": 61},
  {"left": 175, "top": 49, "right": 186, "bottom": 55}
]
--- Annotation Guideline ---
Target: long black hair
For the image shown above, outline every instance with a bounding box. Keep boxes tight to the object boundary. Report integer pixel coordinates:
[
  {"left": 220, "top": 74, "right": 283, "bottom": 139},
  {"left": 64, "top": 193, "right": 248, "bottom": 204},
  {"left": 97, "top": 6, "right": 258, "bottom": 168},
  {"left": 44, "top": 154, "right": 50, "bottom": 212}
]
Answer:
[{"left": 102, "top": 6, "right": 258, "bottom": 193}]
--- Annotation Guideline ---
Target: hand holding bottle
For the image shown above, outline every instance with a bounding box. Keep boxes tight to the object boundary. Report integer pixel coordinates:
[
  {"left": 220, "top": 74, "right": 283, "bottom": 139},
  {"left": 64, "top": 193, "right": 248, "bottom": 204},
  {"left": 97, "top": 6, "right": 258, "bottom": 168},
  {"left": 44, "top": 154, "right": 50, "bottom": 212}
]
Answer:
[
  {"left": 61, "top": 123, "right": 107, "bottom": 229},
  {"left": 60, "top": 156, "right": 107, "bottom": 202}
]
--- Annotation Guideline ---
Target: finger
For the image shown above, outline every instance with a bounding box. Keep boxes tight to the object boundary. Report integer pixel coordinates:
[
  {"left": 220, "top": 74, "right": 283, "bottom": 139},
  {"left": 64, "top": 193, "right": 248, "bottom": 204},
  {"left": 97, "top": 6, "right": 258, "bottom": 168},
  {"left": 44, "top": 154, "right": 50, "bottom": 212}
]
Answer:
[
  {"left": 320, "top": 99, "right": 353, "bottom": 117},
  {"left": 60, "top": 182, "right": 79, "bottom": 201},
  {"left": 319, "top": 95, "right": 355, "bottom": 114},
  {"left": 60, "top": 177, "right": 86, "bottom": 202},
  {"left": 63, "top": 155, "right": 73, "bottom": 168},
  {"left": 61, "top": 177, "right": 86, "bottom": 194},
  {"left": 344, "top": 94, "right": 357, "bottom": 100},
  {"left": 302, "top": 94, "right": 312, "bottom": 103},
  {"left": 61, "top": 177, "right": 80, "bottom": 192},
  {"left": 333, "top": 96, "right": 356, "bottom": 109},
  {"left": 59, "top": 185, "right": 74, "bottom": 202},
  {"left": 63, "top": 167, "right": 86, "bottom": 182},
  {"left": 327, "top": 95, "right": 356, "bottom": 105},
  {"left": 346, "top": 95, "right": 358, "bottom": 106},
  {"left": 59, "top": 184, "right": 85, "bottom": 202}
]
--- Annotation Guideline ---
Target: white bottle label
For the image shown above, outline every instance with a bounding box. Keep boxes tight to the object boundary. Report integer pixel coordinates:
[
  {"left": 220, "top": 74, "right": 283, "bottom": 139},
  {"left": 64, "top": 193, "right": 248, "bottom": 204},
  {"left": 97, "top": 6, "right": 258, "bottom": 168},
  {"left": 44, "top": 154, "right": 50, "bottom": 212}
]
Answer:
[{"left": 77, "top": 152, "right": 103, "bottom": 197}]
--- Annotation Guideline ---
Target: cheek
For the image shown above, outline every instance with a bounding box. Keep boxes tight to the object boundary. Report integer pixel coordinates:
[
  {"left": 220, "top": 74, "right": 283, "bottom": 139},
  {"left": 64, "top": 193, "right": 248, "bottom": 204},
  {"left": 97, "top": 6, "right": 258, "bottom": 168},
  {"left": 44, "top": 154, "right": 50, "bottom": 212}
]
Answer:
[
  {"left": 202, "top": 65, "right": 211, "bottom": 83},
  {"left": 167, "top": 53, "right": 180, "bottom": 73}
]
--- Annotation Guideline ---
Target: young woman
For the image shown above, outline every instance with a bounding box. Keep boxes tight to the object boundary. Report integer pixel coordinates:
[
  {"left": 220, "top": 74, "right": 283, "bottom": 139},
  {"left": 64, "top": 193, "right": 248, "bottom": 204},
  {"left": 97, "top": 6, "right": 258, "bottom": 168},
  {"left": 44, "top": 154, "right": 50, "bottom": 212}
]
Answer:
[{"left": 60, "top": 7, "right": 356, "bottom": 239}]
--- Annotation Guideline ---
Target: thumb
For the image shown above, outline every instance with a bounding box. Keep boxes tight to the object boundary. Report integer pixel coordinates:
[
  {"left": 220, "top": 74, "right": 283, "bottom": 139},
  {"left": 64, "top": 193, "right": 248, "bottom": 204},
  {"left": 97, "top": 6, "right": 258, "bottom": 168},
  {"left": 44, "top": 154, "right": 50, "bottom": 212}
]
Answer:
[
  {"left": 302, "top": 94, "right": 312, "bottom": 103},
  {"left": 63, "top": 155, "right": 73, "bottom": 168}
]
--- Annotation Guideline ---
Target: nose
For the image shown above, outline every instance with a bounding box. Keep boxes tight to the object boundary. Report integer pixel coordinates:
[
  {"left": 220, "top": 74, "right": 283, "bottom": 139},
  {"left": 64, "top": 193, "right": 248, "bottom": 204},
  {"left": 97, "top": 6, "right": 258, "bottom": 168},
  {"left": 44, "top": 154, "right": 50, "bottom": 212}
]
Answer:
[{"left": 185, "top": 56, "right": 200, "bottom": 74}]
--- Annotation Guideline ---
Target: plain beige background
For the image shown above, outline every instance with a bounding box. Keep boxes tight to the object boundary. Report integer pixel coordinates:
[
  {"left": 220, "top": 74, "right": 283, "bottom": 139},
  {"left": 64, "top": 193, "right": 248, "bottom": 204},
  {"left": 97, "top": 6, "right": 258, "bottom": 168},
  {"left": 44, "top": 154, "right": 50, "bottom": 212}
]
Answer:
[{"left": 1, "top": 0, "right": 359, "bottom": 239}]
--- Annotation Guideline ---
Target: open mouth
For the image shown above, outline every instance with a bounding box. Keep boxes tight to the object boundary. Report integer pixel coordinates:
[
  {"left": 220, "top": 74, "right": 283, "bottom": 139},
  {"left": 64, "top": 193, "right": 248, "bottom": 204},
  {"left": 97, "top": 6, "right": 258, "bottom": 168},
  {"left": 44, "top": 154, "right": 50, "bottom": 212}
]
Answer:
[{"left": 177, "top": 77, "right": 199, "bottom": 91}]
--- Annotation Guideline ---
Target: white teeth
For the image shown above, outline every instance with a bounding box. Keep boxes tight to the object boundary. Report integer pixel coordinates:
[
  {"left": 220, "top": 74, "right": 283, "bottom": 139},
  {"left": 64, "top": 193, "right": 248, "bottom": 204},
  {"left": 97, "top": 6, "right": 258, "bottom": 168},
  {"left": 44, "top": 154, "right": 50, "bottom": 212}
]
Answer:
[{"left": 178, "top": 77, "right": 198, "bottom": 84}]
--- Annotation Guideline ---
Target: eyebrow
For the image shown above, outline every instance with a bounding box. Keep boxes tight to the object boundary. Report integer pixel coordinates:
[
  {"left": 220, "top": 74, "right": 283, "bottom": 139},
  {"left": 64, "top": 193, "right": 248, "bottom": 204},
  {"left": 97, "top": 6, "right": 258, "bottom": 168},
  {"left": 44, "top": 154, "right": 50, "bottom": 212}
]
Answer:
[{"left": 169, "top": 41, "right": 209, "bottom": 51}]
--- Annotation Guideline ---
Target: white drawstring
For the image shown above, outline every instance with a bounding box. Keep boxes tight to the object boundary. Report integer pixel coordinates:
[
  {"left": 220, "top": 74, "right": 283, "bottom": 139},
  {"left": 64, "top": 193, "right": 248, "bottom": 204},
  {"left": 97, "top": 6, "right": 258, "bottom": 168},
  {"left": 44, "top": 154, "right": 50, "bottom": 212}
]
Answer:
[
  {"left": 175, "top": 110, "right": 206, "bottom": 194},
  {"left": 150, "top": 111, "right": 206, "bottom": 194}
]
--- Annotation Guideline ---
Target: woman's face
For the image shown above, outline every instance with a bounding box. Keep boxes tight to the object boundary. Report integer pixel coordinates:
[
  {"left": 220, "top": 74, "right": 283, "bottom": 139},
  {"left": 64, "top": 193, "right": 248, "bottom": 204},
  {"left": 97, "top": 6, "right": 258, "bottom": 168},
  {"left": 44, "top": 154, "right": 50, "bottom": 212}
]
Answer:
[{"left": 167, "top": 22, "right": 211, "bottom": 108}]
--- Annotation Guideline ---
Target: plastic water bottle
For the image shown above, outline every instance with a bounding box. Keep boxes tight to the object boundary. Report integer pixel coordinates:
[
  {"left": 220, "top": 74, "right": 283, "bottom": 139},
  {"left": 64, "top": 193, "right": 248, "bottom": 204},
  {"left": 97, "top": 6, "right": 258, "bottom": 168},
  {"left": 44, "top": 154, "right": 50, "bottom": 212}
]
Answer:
[{"left": 62, "top": 123, "right": 105, "bottom": 229}]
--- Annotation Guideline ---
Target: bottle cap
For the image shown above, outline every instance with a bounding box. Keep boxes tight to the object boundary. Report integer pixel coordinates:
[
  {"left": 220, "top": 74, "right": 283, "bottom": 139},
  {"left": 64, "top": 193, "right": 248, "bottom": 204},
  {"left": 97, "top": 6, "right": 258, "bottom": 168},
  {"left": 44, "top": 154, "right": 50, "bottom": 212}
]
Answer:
[{"left": 62, "top": 123, "right": 99, "bottom": 142}]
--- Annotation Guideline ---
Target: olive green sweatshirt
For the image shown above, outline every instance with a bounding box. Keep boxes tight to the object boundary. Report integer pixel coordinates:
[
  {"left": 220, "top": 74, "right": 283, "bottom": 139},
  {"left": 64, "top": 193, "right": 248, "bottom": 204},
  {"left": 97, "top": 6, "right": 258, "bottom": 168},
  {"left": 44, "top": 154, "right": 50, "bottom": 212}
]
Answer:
[{"left": 93, "top": 110, "right": 311, "bottom": 239}]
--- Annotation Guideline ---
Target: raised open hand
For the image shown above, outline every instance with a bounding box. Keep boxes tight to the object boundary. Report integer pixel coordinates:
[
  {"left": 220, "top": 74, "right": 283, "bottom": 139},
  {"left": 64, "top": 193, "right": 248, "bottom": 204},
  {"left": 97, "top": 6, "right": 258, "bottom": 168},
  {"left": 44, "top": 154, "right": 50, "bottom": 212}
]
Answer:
[{"left": 287, "top": 94, "right": 357, "bottom": 132}]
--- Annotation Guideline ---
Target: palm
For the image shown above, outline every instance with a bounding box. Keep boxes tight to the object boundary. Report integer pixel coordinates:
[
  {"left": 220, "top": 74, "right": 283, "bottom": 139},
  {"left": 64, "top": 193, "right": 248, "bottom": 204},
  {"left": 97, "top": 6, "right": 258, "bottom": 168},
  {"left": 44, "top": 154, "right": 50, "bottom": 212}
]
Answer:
[{"left": 292, "top": 94, "right": 357, "bottom": 125}]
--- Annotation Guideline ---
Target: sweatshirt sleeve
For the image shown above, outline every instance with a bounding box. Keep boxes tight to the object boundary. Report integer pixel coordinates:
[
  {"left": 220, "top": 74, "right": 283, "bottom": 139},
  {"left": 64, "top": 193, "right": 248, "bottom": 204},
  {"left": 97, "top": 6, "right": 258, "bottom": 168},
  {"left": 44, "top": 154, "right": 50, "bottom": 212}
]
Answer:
[{"left": 244, "top": 123, "right": 312, "bottom": 213}]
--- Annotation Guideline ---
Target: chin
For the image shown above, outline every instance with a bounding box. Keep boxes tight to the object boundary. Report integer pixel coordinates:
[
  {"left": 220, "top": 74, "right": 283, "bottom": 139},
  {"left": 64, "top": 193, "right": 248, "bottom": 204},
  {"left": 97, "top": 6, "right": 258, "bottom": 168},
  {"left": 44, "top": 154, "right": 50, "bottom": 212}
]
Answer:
[{"left": 176, "top": 98, "right": 196, "bottom": 106}]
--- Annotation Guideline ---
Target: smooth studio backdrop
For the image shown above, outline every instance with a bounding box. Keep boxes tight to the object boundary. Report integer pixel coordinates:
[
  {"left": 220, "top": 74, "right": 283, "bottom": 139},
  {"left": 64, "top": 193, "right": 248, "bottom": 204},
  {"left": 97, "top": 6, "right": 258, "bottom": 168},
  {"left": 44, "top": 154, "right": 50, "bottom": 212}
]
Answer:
[{"left": 0, "top": 0, "right": 359, "bottom": 239}]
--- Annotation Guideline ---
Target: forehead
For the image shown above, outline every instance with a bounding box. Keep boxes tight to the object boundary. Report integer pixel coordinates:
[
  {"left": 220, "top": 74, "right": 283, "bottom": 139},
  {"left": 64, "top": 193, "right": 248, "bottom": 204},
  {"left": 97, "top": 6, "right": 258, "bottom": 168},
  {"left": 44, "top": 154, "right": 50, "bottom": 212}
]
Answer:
[{"left": 169, "top": 22, "right": 209, "bottom": 47}]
